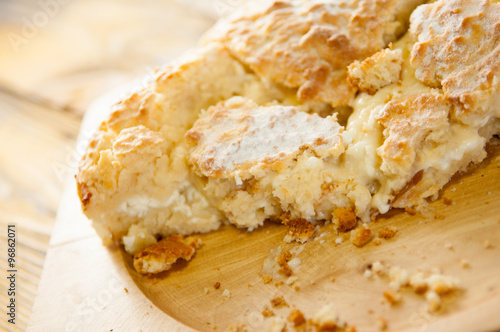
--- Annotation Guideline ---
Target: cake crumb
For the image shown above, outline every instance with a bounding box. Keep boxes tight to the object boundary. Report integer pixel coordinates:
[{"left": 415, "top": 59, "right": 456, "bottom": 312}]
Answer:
[
  {"left": 483, "top": 240, "right": 493, "bottom": 249},
  {"left": 335, "top": 237, "right": 343, "bottom": 245},
  {"left": 277, "top": 250, "right": 293, "bottom": 277},
  {"left": 282, "top": 217, "right": 315, "bottom": 243},
  {"left": 444, "top": 243, "right": 453, "bottom": 250},
  {"left": 373, "top": 238, "right": 382, "bottom": 246},
  {"left": 124, "top": 288, "right": 128, "bottom": 294},
  {"left": 372, "top": 261, "right": 386, "bottom": 275},
  {"left": 268, "top": 317, "right": 286, "bottom": 332},
  {"left": 443, "top": 197, "right": 453, "bottom": 205},
  {"left": 378, "top": 226, "right": 397, "bottom": 240},
  {"left": 311, "top": 304, "right": 346, "bottom": 330},
  {"left": 376, "top": 317, "right": 387, "bottom": 330},
  {"left": 383, "top": 290, "right": 401, "bottom": 305},
  {"left": 222, "top": 289, "right": 231, "bottom": 298},
  {"left": 262, "top": 275, "right": 273, "bottom": 284},
  {"left": 271, "top": 296, "right": 289, "bottom": 308},
  {"left": 460, "top": 259, "right": 470, "bottom": 269},
  {"left": 351, "top": 227, "right": 372, "bottom": 247},
  {"left": 287, "top": 309, "right": 306, "bottom": 326},
  {"left": 334, "top": 207, "right": 358, "bottom": 232},
  {"left": 214, "top": 282, "right": 221, "bottom": 290},
  {"left": 227, "top": 323, "right": 246, "bottom": 331},
  {"left": 426, "top": 291, "right": 441, "bottom": 312},
  {"left": 262, "top": 307, "right": 274, "bottom": 318},
  {"left": 204, "top": 287, "right": 210, "bottom": 294},
  {"left": 133, "top": 235, "right": 201, "bottom": 274}
]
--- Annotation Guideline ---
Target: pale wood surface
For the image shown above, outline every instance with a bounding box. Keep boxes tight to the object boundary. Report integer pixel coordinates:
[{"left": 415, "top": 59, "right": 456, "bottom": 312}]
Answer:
[{"left": 0, "top": 1, "right": 213, "bottom": 330}]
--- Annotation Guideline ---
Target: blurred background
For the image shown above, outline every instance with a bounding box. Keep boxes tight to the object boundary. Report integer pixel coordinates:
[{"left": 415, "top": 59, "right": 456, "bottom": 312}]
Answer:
[{"left": 0, "top": 0, "right": 242, "bottom": 329}]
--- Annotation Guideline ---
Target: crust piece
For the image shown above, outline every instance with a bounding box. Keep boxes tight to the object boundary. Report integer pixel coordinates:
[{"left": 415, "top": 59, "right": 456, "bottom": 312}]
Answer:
[{"left": 410, "top": 0, "right": 500, "bottom": 125}]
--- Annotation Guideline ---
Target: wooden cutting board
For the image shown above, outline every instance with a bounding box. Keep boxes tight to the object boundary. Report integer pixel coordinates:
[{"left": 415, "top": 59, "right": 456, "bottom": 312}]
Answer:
[{"left": 27, "top": 86, "right": 500, "bottom": 332}]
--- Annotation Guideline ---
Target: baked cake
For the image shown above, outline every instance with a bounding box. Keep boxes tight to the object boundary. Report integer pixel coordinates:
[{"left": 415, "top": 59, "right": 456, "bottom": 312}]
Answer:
[{"left": 76, "top": 0, "right": 500, "bottom": 272}]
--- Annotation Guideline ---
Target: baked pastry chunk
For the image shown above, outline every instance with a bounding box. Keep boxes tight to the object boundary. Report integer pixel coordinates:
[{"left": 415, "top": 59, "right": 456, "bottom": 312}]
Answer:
[
  {"left": 205, "top": 0, "right": 426, "bottom": 106},
  {"left": 186, "top": 97, "right": 347, "bottom": 228},
  {"left": 77, "top": 0, "right": 500, "bottom": 262}
]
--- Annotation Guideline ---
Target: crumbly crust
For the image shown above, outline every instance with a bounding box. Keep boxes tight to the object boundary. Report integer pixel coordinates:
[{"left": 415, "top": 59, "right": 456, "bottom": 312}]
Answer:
[
  {"left": 348, "top": 48, "right": 403, "bottom": 94},
  {"left": 77, "top": 0, "right": 500, "bottom": 258},
  {"left": 410, "top": 0, "right": 500, "bottom": 125},
  {"left": 133, "top": 235, "right": 201, "bottom": 274},
  {"left": 205, "top": 0, "right": 425, "bottom": 106}
]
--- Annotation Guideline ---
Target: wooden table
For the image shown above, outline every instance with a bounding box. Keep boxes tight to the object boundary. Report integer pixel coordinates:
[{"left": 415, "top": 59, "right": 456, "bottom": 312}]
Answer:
[{"left": 0, "top": 2, "right": 213, "bottom": 330}]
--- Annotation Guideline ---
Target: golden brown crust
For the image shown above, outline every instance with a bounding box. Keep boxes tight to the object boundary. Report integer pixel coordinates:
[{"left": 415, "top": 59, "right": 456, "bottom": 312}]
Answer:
[
  {"left": 410, "top": 0, "right": 500, "bottom": 125},
  {"left": 351, "top": 227, "right": 372, "bottom": 247},
  {"left": 378, "top": 226, "right": 398, "bottom": 239},
  {"left": 282, "top": 218, "right": 315, "bottom": 243},
  {"left": 133, "top": 235, "right": 201, "bottom": 274},
  {"left": 205, "top": 0, "right": 419, "bottom": 106},
  {"left": 333, "top": 207, "right": 358, "bottom": 232},
  {"left": 347, "top": 48, "right": 403, "bottom": 94},
  {"left": 376, "top": 93, "right": 451, "bottom": 178},
  {"left": 287, "top": 309, "right": 306, "bottom": 326}
]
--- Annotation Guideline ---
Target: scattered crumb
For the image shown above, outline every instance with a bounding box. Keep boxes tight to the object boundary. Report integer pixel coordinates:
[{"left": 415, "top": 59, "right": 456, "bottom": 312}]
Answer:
[
  {"left": 204, "top": 287, "right": 210, "bottom": 294},
  {"left": 451, "top": 187, "right": 457, "bottom": 192},
  {"left": 426, "top": 291, "right": 441, "bottom": 312},
  {"left": 133, "top": 235, "right": 201, "bottom": 274},
  {"left": 351, "top": 227, "right": 372, "bottom": 247},
  {"left": 269, "top": 317, "right": 286, "bottom": 332},
  {"left": 372, "top": 261, "right": 386, "bottom": 275},
  {"left": 460, "top": 259, "right": 470, "bottom": 269},
  {"left": 329, "top": 275, "right": 336, "bottom": 282},
  {"left": 373, "top": 238, "right": 382, "bottom": 246},
  {"left": 311, "top": 304, "right": 347, "bottom": 330},
  {"left": 262, "top": 307, "right": 274, "bottom": 318},
  {"left": 378, "top": 226, "right": 397, "bottom": 240},
  {"left": 262, "top": 275, "right": 273, "bottom": 284},
  {"left": 335, "top": 237, "right": 343, "bottom": 245},
  {"left": 275, "top": 281, "right": 284, "bottom": 287},
  {"left": 409, "top": 272, "right": 429, "bottom": 294},
  {"left": 334, "top": 207, "right": 358, "bottom": 232},
  {"left": 124, "top": 288, "right": 128, "bottom": 294},
  {"left": 483, "top": 240, "right": 493, "bottom": 249},
  {"left": 444, "top": 243, "right": 453, "bottom": 250},
  {"left": 443, "top": 197, "right": 453, "bottom": 205},
  {"left": 286, "top": 276, "right": 298, "bottom": 286},
  {"left": 227, "top": 323, "right": 246, "bottom": 331},
  {"left": 383, "top": 290, "right": 402, "bottom": 305},
  {"left": 222, "top": 289, "right": 231, "bottom": 298},
  {"left": 389, "top": 266, "right": 409, "bottom": 290},
  {"left": 282, "top": 217, "right": 315, "bottom": 243},
  {"left": 287, "top": 309, "right": 306, "bottom": 327},
  {"left": 214, "top": 282, "right": 221, "bottom": 290},
  {"left": 271, "top": 296, "right": 289, "bottom": 308},
  {"left": 277, "top": 250, "right": 293, "bottom": 277},
  {"left": 364, "top": 270, "right": 373, "bottom": 278},
  {"left": 376, "top": 317, "right": 387, "bottom": 331}
]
